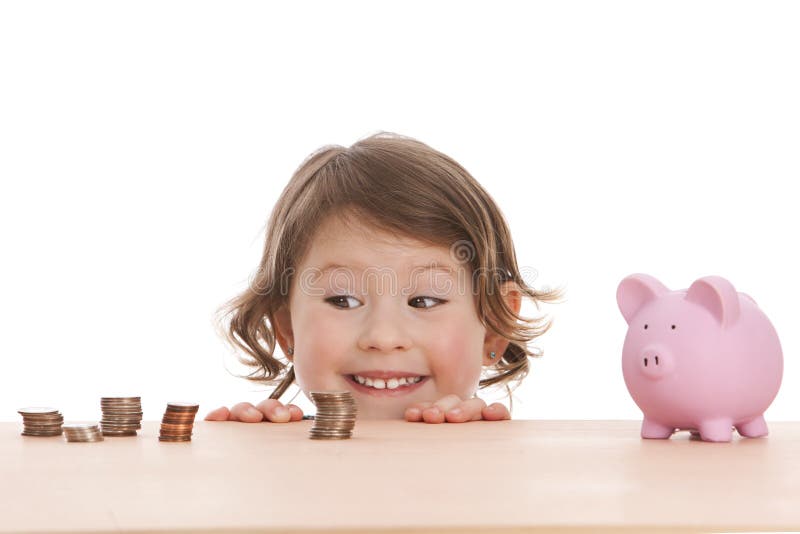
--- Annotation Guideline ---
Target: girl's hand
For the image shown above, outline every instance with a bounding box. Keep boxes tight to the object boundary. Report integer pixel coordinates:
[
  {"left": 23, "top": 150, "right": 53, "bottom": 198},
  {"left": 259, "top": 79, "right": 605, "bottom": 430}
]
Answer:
[
  {"left": 204, "top": 400, "right": 304, "bottom": 423},
  {"left": 404, "top": 394, "right": 510, "bottom": 423}
]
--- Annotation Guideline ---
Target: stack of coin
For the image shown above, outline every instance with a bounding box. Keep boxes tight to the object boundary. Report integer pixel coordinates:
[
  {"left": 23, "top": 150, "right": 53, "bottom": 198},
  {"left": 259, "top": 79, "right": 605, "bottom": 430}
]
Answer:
[
  {"left": 63, "top": 423, "right": 104, "bottom": 442},
  {"left": 100, "top": 396, "right": 143, "bottom": 436},
  {"left": 159, "top": 402, "right": 199, "bottom": 442},
  {"left": 308, "top": 391, "right": 357, "bottom": 440},
  {"left": 18, "top": 407, "right": 64, "bottom": 437}
]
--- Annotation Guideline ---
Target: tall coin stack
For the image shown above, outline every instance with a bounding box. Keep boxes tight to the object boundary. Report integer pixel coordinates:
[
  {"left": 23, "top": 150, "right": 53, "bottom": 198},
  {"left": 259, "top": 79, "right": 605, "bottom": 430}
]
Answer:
[
  {"left": 100, "top": 396, "right": 143, "bottom": 436},
  {"left": 63, "top": 423, "right": 104, "bottom": 442},
  {"left": 18, "top": 407, "right": 64, "bottom": 437},
  {"left": 309, "top": 391, "right": 357, "bottom": 440},
  {"left": 159, "top": 402, "right": 199, "bottom": 442}
]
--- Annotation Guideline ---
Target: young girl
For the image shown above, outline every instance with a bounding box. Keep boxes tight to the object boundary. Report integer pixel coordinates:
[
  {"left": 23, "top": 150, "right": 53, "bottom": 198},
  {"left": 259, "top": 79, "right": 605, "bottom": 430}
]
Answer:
[{"left": 205, "top": 132, "right": 563, "bottom": 424}]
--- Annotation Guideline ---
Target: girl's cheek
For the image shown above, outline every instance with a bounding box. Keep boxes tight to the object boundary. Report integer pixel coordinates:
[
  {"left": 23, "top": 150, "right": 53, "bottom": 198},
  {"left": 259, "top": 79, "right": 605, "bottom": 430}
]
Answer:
[
  {"left": 428, "top": 332, "right": 482, "bottom": 398},
  {"left": 297, "top": 303, "right": 349, "bottom": 341}
]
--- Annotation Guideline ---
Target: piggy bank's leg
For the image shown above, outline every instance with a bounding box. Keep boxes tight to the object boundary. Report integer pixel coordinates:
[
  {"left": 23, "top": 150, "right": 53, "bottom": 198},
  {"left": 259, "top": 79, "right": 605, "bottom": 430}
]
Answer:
[
  {"left": 641, "top": 418, "right": 674, "bottom": 439},
  {"left": 697, "top": 418, "right": 734, "bottom": 442},
  {"left": 735, "top": 415, "right": 768, "bottom": 438}
]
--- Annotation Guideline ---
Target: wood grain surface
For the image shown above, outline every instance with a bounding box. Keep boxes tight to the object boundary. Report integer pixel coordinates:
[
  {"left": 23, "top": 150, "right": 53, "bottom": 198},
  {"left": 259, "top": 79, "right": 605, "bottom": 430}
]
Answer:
[{"left": 1, "top": 420, "right": 798, "bottom": 533}]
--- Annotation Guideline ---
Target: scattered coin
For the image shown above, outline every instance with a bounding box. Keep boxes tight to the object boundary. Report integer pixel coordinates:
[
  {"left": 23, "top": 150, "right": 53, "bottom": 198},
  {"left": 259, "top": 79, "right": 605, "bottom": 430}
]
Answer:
[
  {"left": 63, "top": 423, "right": 104, "bottom": 442},
  {"left": 308, "top": 391, "right": 357, "bottom": 440},
  {"left": 158, "top": 402, "right": 199, "bottom": 442},
  {"left": 100, "top": 396, "right": 143, "bottom": 436},
  {"left": 17, "top": 407, "right": 64, "bottom": 437}
]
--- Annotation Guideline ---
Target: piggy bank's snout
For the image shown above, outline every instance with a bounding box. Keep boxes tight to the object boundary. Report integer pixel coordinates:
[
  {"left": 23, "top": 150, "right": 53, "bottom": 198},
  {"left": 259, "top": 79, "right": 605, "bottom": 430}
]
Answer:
[{"left": 639, "top": 346, "right": 674, "bottom": 379}]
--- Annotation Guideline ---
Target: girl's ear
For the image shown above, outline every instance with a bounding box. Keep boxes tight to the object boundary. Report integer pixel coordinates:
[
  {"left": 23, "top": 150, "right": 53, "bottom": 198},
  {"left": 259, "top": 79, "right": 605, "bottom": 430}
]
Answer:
[
  {"left": 272, "top": 305, "right": 295, "bottom": 361},
  {"left": 482, "top": 281, "right": 522, "bottom": 365},
  {"left": 501, "top": 281, "right": 522, "bottom": 316}
]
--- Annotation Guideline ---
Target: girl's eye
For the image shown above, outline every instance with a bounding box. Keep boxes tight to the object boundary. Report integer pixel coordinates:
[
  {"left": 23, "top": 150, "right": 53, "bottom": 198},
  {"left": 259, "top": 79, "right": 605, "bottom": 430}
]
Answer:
[
  {"left": 409, "top": 296, "right": 445, "bottom": 309},
  {"left": 325, "top": 296, "right": 446, "bottom": 309},
  {"left": 325, "top": 296, "right": 361, "bottom": 309}
]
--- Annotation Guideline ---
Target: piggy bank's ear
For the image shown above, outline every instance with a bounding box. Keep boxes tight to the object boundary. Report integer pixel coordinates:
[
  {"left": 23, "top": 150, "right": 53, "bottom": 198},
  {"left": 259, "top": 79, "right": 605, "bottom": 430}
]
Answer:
[
  {"left": 616, "top": 274, "right": 669, "bottom": 325},
  {"left": 685, "top": 276, "right": 740, "bottom": 328}
]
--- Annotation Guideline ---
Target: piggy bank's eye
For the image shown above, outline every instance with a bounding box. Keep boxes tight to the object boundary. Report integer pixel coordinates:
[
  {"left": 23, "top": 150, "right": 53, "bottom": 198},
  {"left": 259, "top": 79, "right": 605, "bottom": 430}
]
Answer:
[
  {"left": 671, "top": 324, "right": 676, "bottom": 329},
  {"left": 644, "top": 324, "right": 648, "bottom": 329}
]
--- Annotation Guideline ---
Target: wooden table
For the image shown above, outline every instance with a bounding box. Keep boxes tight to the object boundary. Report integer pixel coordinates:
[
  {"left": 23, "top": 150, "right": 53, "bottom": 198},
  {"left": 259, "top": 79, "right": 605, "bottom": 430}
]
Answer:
[{"left": 2, "top": 420, "right": 798, "bottom": 533}]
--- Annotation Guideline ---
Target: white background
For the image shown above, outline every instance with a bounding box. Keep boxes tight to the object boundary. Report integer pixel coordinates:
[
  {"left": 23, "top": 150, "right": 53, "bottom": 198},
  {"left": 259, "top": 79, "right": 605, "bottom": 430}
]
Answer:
[{"left": 1, "top": 1, "right": 797, "bottom": 423}]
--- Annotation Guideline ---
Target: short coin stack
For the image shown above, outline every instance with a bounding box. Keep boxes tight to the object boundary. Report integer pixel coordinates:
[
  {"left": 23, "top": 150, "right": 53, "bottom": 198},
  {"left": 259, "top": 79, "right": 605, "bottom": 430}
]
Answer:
[
  {"left": 159, "top": 402, "right": 199, "bottom": 442},
  {"left": 18, "top": 407, "right": 64, "bottom": 437},
  {"left": 309, "top": 391, "right": 357, "bottom": 440},
  {"left": 63, "top": 424, "right": 104, "bottom": 442},
  {"left": 100, "top": 396, "right": 143, "bottom": 436}
]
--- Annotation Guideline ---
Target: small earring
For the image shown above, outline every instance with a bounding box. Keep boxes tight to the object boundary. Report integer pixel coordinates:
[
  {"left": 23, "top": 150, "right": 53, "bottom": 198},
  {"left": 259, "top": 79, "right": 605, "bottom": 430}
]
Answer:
[
  {"left": 287, "top": 346, "right": 294, "bottom": 356},
  {"left": 489, "top": 351, "right": 496, "bottom": 359}
]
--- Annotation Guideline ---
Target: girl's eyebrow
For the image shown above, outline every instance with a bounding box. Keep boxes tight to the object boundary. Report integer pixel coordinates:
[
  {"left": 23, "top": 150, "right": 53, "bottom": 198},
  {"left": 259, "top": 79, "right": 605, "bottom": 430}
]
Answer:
[
  {"left": 409, "top": 262, "right": 456, "bottom": 274},
  {"left": 317, "top": 261, "right": 455, "bottom": 275}
]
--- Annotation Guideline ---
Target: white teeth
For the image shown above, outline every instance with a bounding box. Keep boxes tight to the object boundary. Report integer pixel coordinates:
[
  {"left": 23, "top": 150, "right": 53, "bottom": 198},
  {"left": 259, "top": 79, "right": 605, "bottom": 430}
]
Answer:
[{"left": 352, "top": 375, "right": 422, "bottom": 389}]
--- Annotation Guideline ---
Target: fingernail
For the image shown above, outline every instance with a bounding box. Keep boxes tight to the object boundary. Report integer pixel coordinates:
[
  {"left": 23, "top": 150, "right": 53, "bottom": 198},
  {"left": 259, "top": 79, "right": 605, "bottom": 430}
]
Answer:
[
  {"left": 448, "top": 408, "right": 462, "bottom": 417},
  {"left": 426, "top": 407, "right": 441, "bottom": 415},
  {"left": 247, "top": 408, "right": 261, "bottom": 418},
  {"left": 275, "top": 407, "right": 289, "bottom": 419},
  {"left": 407, "top": 408, "right": 421, "bottom": 417}
]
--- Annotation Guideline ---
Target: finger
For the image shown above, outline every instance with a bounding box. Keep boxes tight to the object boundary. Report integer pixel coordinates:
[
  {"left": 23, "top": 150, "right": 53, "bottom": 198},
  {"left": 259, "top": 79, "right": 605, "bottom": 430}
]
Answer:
[
  {"left": 432, "top": 394, "right": 463, "bottom": 413},
  {"left": 481, "top": 402, "right": 511, "bottom": 421},
  {"left": 422, "top": 394, "right": 463, "bottom": 424},
  {"left": 404, "top": 401, "right": 433, "bottom": 422},
  {"left": 286, "top": 404, "right": 304, "bottom": 421},
  {"left": 420, "top": 395, "right": 457, "bottom": 424},
  {"left": 230, "top": 402, "right": 265, "bottom": 423},
  {"left": 444, "top": 397, "right": 487, "bottom": 423},
  {"left": 254, "top": 399, "right": 292, "bottom": 423},
  {"left": 204, "top": 406, "right": 231, "bottom": 421},
  {"left": 421, "top": 405, "right": 445, "bottom": 423}
]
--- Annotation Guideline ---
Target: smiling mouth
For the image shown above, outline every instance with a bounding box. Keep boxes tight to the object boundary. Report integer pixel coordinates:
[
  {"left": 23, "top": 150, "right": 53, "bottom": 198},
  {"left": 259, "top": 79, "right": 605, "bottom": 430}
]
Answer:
[{"left": 344, "top": 374, "right": 429, "bottom": 396}]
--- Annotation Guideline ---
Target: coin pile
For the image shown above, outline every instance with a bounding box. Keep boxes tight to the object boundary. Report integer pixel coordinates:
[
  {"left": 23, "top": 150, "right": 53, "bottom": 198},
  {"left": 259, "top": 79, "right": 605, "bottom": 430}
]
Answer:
[
  {"left": 63, "top": 424, "right": 104, "bottom": 442},
  {"left": 100, "top": 396, "right": 143, "bottom": 436},
  {"left": 159, "top": 402, "right": 199, "bottom": 442},
  {"left": 18, "top": 407, "right": 64, "bottom": 437},
  {"left": 309, "top": 391, "right": 357, "bottom": 440}
]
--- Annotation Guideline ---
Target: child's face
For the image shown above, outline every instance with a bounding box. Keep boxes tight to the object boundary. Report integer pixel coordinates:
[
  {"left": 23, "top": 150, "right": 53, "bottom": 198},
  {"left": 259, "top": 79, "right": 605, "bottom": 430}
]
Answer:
[{"left": 276, "top": 215, "right": 492, "bottom": 419}]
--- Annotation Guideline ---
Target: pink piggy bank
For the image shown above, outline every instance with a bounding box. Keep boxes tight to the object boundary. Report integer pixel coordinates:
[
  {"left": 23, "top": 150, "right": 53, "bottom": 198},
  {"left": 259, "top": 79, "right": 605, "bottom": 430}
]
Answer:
[{"left": 616, "top": 273, "right": 783, "bottom": 442}]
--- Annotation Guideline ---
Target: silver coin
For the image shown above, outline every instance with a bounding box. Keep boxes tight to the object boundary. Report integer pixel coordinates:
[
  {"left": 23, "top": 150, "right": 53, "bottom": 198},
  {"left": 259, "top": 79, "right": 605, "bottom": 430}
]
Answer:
[
  {"left": 65, "top": 436, "right": 104, "bottom": 443},
  {"left": 311, "top": 422, "right": 356, "bottom": 429},
  {"left": 307, "top": 391, "right": 357, "bottom": 439},
  {"left": 18, "top": 407, "right": 60, "bottom": 414},
  {"left": 21, "top": 415, "right": 64, "bottom": 420},
  {"left": 21, "top": 431, "right": 63, "bottom": 437}
]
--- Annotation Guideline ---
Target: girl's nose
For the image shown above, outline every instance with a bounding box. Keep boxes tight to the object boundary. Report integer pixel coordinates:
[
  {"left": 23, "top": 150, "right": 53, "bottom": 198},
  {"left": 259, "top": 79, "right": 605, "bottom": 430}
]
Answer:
[{"left": 356, "top": 305, "right": 413, "bottom": 354}]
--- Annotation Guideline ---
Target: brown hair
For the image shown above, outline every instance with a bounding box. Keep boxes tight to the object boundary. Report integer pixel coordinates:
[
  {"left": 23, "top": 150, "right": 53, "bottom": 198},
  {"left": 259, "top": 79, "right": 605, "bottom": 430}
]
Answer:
[{"left": 216, "top": 131, "right": 564, "bottom": 406}]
